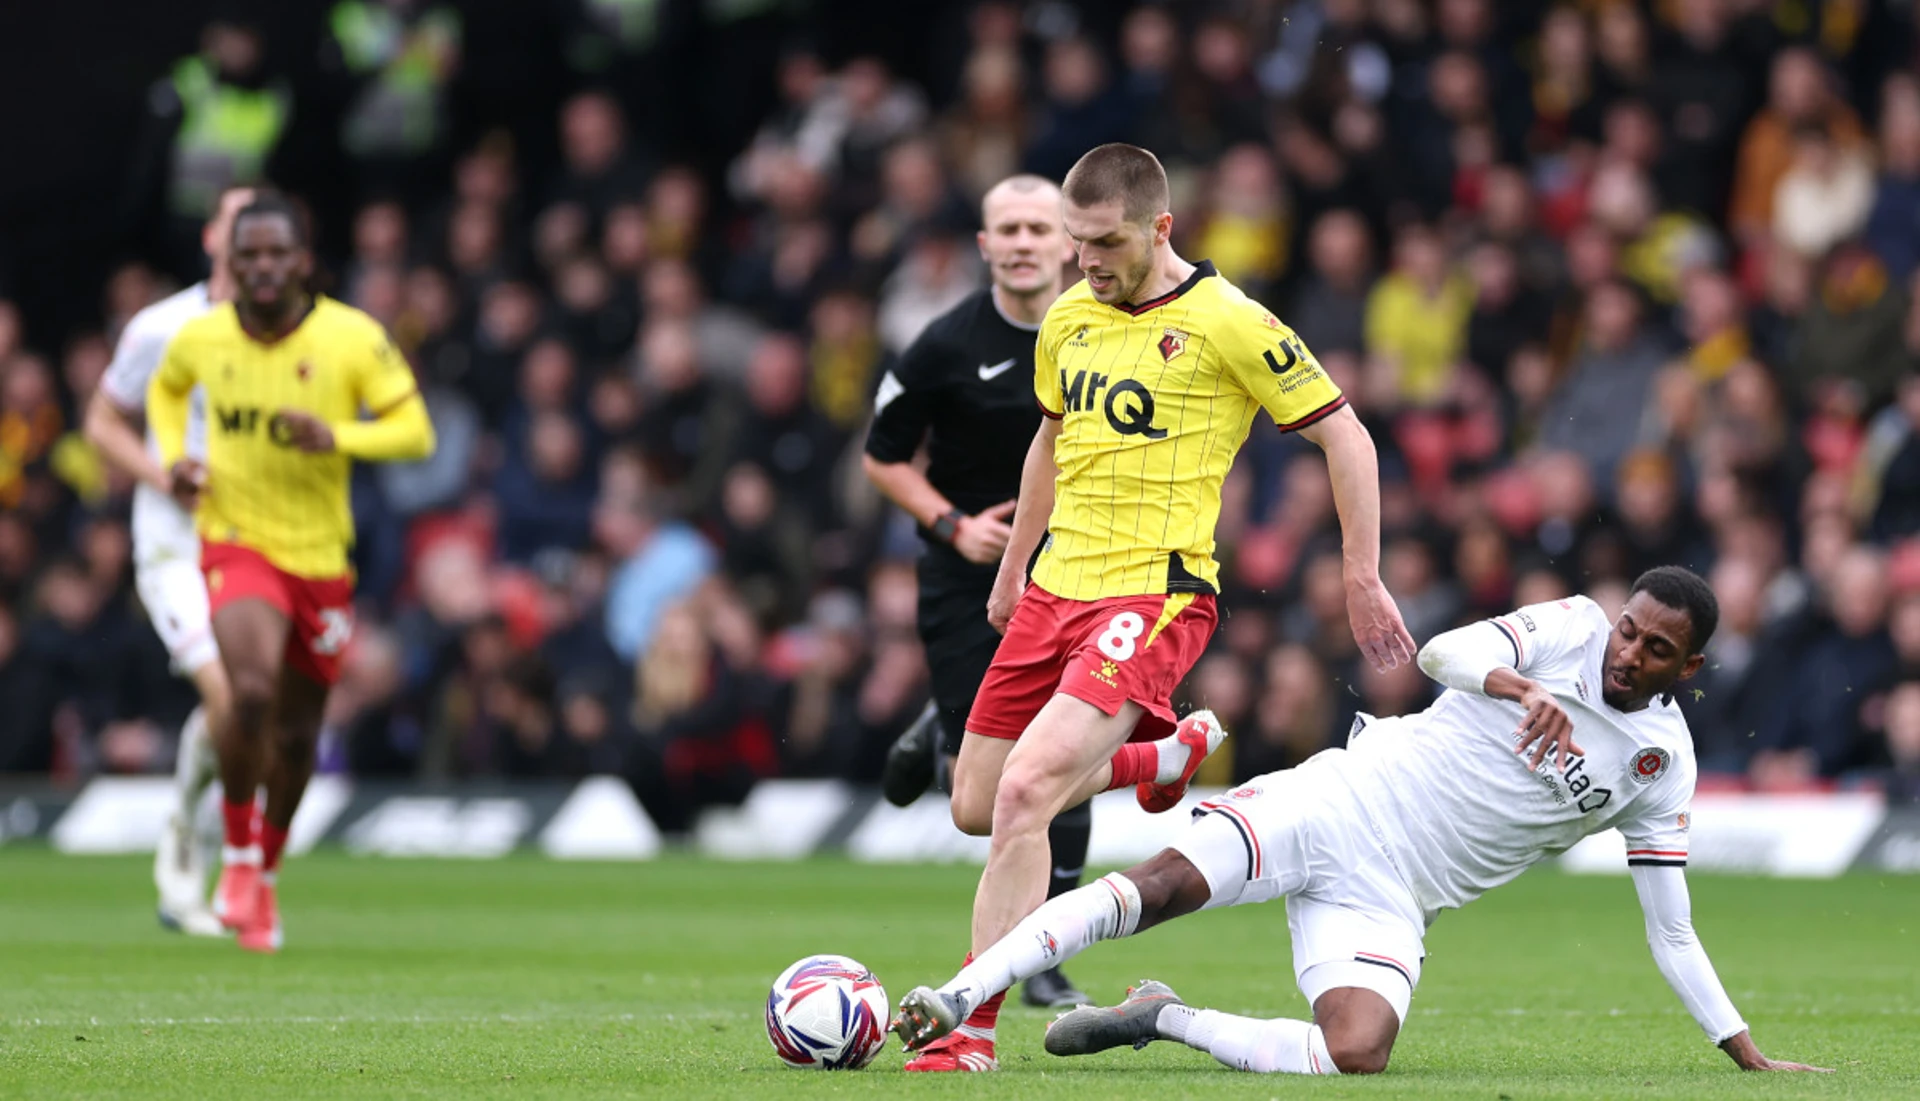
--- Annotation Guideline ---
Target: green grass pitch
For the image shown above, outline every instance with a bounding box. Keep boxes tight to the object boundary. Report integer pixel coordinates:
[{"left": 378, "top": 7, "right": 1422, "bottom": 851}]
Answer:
[{"left": 2, "top": 848, "right": 1916, "bottom": 1099}]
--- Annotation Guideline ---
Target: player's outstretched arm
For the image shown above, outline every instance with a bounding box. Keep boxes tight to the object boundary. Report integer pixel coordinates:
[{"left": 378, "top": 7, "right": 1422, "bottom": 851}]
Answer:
[
  {"left": 83, "top": 388, "right": 169, "bottom": 495},
  {"left": 987, "top": 417, "right": 1059, "bottom": 633},
  {"left": 1629, "top": 864, "right": 1832, "bottom": 1073},
  {"left": 1296, "top": 405, "right": 1414, "bottom": 671}
]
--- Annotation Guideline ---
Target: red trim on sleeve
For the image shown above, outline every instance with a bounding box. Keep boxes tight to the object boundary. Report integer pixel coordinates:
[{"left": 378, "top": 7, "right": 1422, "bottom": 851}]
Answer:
[
  {"left": 1037, "top": 399, "right": 1063, "bottom": 420},
  {"left": 1492, "top": 616, "right": 1527, "bottom": 666},
  {"left": 1274, "top": 395, "right": 1347, "bottom": 433},
  {"left": 1625, "top": 849, "right": 1689, "bottom": 857}
]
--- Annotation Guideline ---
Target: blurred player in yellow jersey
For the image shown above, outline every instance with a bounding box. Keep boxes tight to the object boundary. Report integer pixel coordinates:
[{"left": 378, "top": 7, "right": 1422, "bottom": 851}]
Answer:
[
  {"left": 893, "top": 145, "right": 1417, "bottom": 1070},
  {"left": 148, "top": 194, "right": 435, "bottom": 952}
]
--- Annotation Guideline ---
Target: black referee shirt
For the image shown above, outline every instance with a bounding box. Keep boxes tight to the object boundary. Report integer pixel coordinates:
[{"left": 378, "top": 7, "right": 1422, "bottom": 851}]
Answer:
[{"left": 864, "top": 288, "right": 1043, "bottom": 575}]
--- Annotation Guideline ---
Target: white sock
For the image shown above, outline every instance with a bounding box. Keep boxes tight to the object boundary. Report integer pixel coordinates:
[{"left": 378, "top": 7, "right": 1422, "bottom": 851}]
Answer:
[
  {"left": 1152, "top": 734, "right": 1189, "bottom": 784},
  {"left": 937, "top": 873, "right": 1142, "bottom": 1015},
  {"left": 1163, "top": 1010, "right": 1340, "bottom": 1074},
  {"left": 176, "top": 705, "right": 218, "bottom": 821},
  {"left": 1152, "top": 712, "right": 1224, "bottom": 784}
]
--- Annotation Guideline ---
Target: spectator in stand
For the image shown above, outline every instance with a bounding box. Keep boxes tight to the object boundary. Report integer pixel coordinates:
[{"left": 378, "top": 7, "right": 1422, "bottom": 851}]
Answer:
[
  {"left": 596, "top": 450, "right": 715, "bottom": 664},
  {"left": 1647, "top": 0, "right": 1751, "bottom": 221},
  {"left": 641, "top": 259, "right": 763, "bottom": 386},
  {"left": 1463, "top": 238, "right": 1548, "bottom": 382},
  {"left": 547, "top": 91, "right": 654, "bottom": 228},
  {"left": 1192, "top": 143, "right": 1289, "bottom": 304},
  {"left": 1528, "top": 6, "right": 1604, "bottom": 154},
  {"left": 1022, "top": 36, "right": 1131, "bottom": 183},
  {"left": 1788, "top": 243, "right": 1913, "bottom": 414},
  {"left": 940, "top": 46, "right": 1027, "bottom": 200},
  {"left": 1872, "top": 680, "right": 1920, "bottom": 801},
  {"left": 496, "top": 411, "right": 597, "bottom": 564},
  {"left": 1676, "top": 267, "right": 1751, "bottom": 383},
  {"left": 1862, "top": 375, "right": 1920, "bottom": 541},
  {"left": 1, "top": 355, "right": 67, "bottom": 516},
  {"left": 467, "top": 281, "right": 545, "bottom": 426},
  {"left": 712, "top": 461, "right": 812, "bottom": 628},
  {"left": 1755, "top": 545, "right": 1896, "bottom": 784},
  {"left": 1234, "top": 643, "right": 1335, "bottom": 784},
  {"left": 1773, "top": 123, "right": 1876, "bottom": 261},
  {"left": 1865, "top": 78, "right": 1920, "bottom": 284},
  {"left": 1181, "top": 652, "right": 1255, "bottom": 764},
  {"left": 1610, "top": 449, "right": 1713, "bottom": 579},
  {"left": 1288, "top": 209, "right": 1374, "bottom": 359},
  {"left": 320, "top": 0, "right": 463, "bottom": 209},
  {"left": 1540, "top": 279, "right": 1670, "bottom": 490},
  {"left": 807, "top": 289, "right": 887, "bottom": 434},
  {"left": 1478, "top": 165, "right": 1563, "bottom": 295},
  {"left": 1685, "top": 556, "right": 1793, "bottom": 772},
  {"left": 1365, "top": 223, "right": 1473, "bottom": 407},
  {"left": 0, "top": 601, "right": 54, "bottom": 772},
  {"left": 628, "top": 600, "right": 776, "bottom": 833},
  {"left": 877, "top": 222, "right": 982, "bottom": 356},
  {"left": 632, "top": 320, "right": 720, "bottom": 488},
  {"left": 1730, "top": 48, "right": 1867, "bottom": 253}
]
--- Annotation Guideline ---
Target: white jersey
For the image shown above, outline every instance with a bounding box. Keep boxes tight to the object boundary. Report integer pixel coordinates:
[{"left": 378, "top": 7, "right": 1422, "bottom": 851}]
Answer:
[
  {"left": 99, "top": 283, "right": 212, "bottom": 566},
  {"left": 1328, "top": 596, "right": 1695, "bottom": 922}
]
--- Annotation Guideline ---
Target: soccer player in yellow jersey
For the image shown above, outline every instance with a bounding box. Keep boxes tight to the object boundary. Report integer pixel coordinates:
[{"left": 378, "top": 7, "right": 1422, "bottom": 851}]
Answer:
[
  {"left": 893, "top": 144, "right": 1417, "bottom": 1069},
  {"left": 148, "top": 194, "right": 435, "bottom": 952}
]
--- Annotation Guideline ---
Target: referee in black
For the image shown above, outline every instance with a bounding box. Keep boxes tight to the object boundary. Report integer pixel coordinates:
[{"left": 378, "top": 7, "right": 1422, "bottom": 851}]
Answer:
[{"left": 862, "top": 175, "right": 1087, "bottom": 1008}]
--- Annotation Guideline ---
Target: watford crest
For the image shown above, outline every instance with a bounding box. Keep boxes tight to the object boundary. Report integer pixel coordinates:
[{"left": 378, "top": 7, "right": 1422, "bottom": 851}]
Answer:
[{"left": 1158, "top": 327, "right": 1189, "bottom": 362}]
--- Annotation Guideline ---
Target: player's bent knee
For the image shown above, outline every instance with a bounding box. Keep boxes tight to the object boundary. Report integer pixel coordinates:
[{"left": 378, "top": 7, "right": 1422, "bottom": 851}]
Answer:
[
  {"left": 989, "top": 766, "right": 1058, "bottom": 836},
  {"left": 1323, "top": 1032, "right": 1392, "bottom": 1076},
  {"left": 947, "top": 764, "right": 994, "bottom": 836},
  {"left": 949, "top": 791, "right": 992, "bottom": 836}
]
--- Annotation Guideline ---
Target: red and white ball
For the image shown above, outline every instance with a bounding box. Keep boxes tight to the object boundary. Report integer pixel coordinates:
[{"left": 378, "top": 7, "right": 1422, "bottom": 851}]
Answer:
[{"left": 764, "top": 954, "right": 889, "bottom": 1070}]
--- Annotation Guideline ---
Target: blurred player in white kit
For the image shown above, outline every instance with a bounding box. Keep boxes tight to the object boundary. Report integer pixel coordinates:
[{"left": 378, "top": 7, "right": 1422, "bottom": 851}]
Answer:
[
  {"left": 84, "top": 186, "right": 256, "bottom": 935},
  {"left": 893, "top": 567, "right": 1829, "bottom": 1076}
]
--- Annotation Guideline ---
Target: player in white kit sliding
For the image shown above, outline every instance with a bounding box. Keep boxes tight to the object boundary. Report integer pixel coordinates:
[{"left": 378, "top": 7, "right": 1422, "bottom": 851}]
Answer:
[
  {"left": 891, "top": 566, "right": 1829, "bottom": 1075},
  {"left": 84, "top": 186, "right": 257, "bottom": 936}
]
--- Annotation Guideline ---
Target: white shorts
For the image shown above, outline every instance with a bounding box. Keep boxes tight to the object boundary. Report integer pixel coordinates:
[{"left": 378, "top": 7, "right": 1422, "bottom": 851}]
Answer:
[
  {"left": 1172, "top": 754, "right": 1426, "bottom": 1022},
  {"left": 135, "top": 554, "right": 218, "bottom": 675}
]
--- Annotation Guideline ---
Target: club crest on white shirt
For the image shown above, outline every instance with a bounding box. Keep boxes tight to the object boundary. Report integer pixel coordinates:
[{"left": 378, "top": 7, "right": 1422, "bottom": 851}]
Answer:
[{"left": 1629, "top": 747, "right": 1671, "bottom": 785}]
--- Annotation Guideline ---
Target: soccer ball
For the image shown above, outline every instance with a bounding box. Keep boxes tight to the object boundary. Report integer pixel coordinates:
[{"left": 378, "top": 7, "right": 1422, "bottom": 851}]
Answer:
[{"left": 764, "top": 954, "right": 889, "bottom": 1070}]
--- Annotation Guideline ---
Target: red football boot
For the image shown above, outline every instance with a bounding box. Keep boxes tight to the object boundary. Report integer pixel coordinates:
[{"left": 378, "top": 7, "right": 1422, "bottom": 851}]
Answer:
[{"left": 1138, "top": 710, "right": 1228, "bottom": 813}]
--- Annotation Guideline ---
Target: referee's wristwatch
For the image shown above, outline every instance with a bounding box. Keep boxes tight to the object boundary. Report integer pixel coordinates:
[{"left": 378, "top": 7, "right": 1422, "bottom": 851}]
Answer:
[{"left": 931, "top": 508, "right": 966, "bottom": 544}]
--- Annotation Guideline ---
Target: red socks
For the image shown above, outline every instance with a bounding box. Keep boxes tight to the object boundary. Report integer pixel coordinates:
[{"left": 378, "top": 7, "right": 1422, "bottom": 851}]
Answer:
[
  {"left": 260, "top": 821, "right": 289, "bottom": 873},
  {"left": 1105, "top": 742, "right": 1157, "bottom": 790},
  {"left": 222, "top": 798, "right": 256, "bottom": 852}
]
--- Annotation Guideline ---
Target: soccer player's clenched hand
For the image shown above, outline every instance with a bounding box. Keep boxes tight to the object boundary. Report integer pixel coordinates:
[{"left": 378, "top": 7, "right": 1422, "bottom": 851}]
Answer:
[
  {"left": 1347, "top": 576, "right": 1416, "bottom": 672},
  {"left": 1513, "top": 683, "right": 1581, "bottom": 772},
  {"left": 167, "top": 458, "right": 207, "bottom": 510},
  {"left": 275, "top": 409, "right": 335, "bottom": 453},
  {"left": 986, "top": 574, "right": 1022, "bottom": 635}
]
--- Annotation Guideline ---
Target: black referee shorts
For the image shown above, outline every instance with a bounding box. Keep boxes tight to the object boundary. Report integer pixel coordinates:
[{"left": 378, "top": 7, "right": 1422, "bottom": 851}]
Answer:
[{"left": 917, "top": 568, "right": 1002, "bottom": 759}]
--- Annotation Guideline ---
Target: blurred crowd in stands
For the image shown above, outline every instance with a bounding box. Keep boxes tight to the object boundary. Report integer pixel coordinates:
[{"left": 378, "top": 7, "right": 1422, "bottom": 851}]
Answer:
[{"left": 4, "top": 0, "right": 1920, "bottom": 826}]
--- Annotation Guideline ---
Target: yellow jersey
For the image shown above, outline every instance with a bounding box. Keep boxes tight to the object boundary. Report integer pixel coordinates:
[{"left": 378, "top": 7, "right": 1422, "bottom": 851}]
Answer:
[
  {"left": 150, "top": 297, "right": 421, "bottom": 578},
  {"left": 1033, "top": 261, "right": 1345, "bottom": 601}
]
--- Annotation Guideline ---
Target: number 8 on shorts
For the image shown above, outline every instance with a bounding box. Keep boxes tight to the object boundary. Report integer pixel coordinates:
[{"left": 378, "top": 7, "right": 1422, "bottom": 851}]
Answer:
[{"left": 1099, "top": 611, "right": 1146, "bottom": 661}]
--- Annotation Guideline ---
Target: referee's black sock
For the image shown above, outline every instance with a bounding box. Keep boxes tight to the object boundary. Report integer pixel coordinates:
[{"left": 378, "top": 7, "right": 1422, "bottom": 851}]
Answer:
[{"left": 1046, "top": 798, "right": 1092, "bottom": 899}]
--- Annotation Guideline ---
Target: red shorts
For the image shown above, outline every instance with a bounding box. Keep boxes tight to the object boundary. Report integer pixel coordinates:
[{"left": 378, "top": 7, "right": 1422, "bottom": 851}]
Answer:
[
  {"left": 202, "top": 542, "right": 355, "bottom": 687},
  {"left": 966, "top": 586, "right": 1217, "bottom": 741}
]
